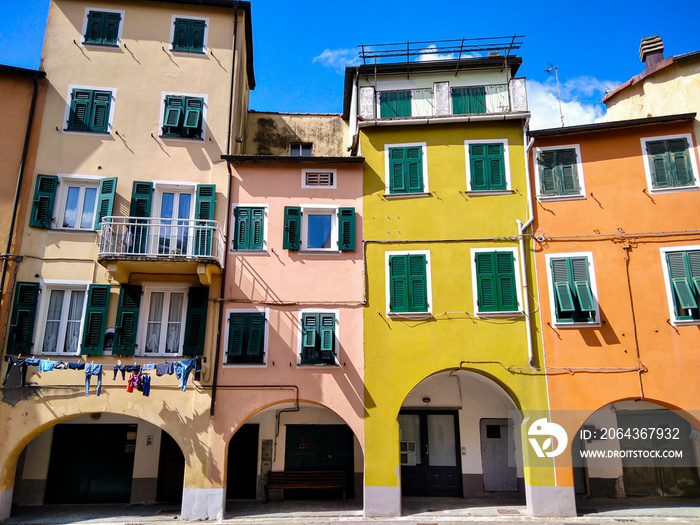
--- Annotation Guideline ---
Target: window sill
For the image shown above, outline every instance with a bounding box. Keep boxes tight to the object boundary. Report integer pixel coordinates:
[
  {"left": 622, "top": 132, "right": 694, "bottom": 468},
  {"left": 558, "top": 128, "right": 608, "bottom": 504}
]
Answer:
[
  {"left": 475, "top": 310, "right": 524, "bottom": 318},
  {"left": 668, "top": 318, "right": 700, "bottom": 327},
  {"left": 223, "top": 362, "right": 267, "bottom": 368},
  {"left": 537, "top": 193, "right": 586, "bottom": 202},
  {"left": 648, "top": 185, "right": 700, "bottom": 194},
  {"left": 159, "top": 135, "right": 204, "bottom": 142},
  {"left": 299, "top": 249, "right": 342, "bottom": 255},
  {"left": 82, "top": 41, "right": 120, "bottom": 48},
  {"left": 48, "top": 228, "right": 98, "bottom": 234},
  {"left": 231, "top": 249, "right": 268, "bottom": 255},
  {"left": 552, "top": 321, "right": 601, "bottom": 328},
  {"left": 297, "top": 363, "right": 339, "bottom": 368},
  {"left": 383, "top": 192, "right": 432, "bottom": 200},
  {"left": 387, "top": 311, "right": 432, "bottom": 319},
  {"left": 63, "top": 129, "right": 111, "bottom": 136},
  {"left": 170, "top": 49, "right": 206, "bottom": 56},
  {"left": 465, "top": 190, "right": 514, "bottom": 196}
]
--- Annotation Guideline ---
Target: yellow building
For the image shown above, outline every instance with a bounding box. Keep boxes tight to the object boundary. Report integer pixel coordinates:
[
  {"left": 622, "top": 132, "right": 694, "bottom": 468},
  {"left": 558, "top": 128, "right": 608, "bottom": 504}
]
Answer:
[
  {"left": 343, "top": 39, "right": 571, "bottom": 516},
  {"left": 0, "top": 0, "right": 253, "bottom": 520}
]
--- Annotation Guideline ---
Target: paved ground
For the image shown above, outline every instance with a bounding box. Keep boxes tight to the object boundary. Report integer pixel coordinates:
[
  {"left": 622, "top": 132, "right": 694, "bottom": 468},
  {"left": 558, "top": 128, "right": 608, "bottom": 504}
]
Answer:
[{"left": 4, "top": 497, "right": 700, "bottom": 524}]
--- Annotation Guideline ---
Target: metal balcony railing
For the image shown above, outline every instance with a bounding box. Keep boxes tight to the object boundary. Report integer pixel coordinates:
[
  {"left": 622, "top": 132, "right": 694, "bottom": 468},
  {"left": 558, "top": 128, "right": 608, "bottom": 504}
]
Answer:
[{"left": 98, "top": 216, "right": 224, "bottom": 267}]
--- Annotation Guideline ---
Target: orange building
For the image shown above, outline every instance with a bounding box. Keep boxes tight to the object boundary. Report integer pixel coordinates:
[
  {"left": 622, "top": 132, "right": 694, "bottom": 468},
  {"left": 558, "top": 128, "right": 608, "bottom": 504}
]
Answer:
[{"left": 529, "top": 114, "right": 700, "bottom": 507}]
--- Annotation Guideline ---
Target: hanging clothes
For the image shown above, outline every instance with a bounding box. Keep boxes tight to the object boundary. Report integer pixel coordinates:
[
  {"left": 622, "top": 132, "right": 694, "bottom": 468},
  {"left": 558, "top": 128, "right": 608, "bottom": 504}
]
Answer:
[
  {"left": 2, "top": 356, "right": 28, "bottom": 387},
  {"left": 84, "top": 363, "right": 102, "bottom": 397},
  {"left": 173, "top": 359, "right": 196, "bottom": 392}
]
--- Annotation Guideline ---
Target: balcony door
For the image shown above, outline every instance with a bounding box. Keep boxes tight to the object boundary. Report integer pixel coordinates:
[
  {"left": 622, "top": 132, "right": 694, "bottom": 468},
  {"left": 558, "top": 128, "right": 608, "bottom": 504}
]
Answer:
[{"left": 155, "top": 189, "right": 193, "bottom": 256}]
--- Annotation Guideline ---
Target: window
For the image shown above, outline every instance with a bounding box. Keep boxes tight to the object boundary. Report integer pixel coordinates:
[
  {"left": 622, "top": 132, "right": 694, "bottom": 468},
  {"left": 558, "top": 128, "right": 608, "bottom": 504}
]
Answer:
[
  {"left": 171, "top": 17, "right": 206, "bottom": 53},
  {"left": 386, "top": 144, "right": 427, "bottom": 195},
  {"left": 162, "top": 95, "right": 205, "bottom": 140},
  {"left": 452, "top": 86, "right": 486, "bottom": 115},
  {"left": 83, "top": 9, "right": 123, "bottom": 46},
  {"left": 472, "top": 249, "right": 521, "bottom": 315},
  {"left": 29, "top": 175, "right": 116, "bottom": 230},
  {"left": 662, "top": 249, "right": 700, "bottom": 323},
  {"left": 233, "top": 206, "right": 265, "bottom": 251},
  {"left": 300, "top": 311, "right": 337, "bottom": 365},
  {"left": 283, "top": 206, "right": 355, "bottom": 251},
  {"left": 226, "top": 311, "right": 266, "bottom": 364},
  {"left": 66, "top": 88, "right": 114, "bottom": 133},
  {"left": 642, "top": 135, "right": 698, "bottom": 191},
  {"left": 40, "top": 288, "right": 86, "bottom": 354},
  {"left": 380, "top": 90, "right": 412, "bottom": 118},
  {"left": 465, "top": 140, "right": 510, "bottom": 192},
  {"left": 535, "top": 145, "right": 584, "bottom": 198},
  {"left": 141, "top": 287, "right": 187, "bottom": 355},
  {"left": 546, "top": 254, "right": 598, "bottom": 325},
  {"left": 386, "top": 252, "right": 430, "bottom": 315},
  {"left": 302, "top": 169, "right": 336, "bottom": 188},
  {"left": 290, "top": 143, "right": 312, "bottom": 156}
]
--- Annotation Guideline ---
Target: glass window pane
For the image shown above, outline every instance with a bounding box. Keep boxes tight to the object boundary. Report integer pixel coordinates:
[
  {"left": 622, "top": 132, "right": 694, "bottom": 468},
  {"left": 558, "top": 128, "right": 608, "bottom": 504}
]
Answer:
[
  {"left": 146, "top": 292, "right": 164, "bottom": 353},
  {"left": 165, "top": 293, "right": 184, "bottom": 353},
  {"left": 398, "top": 414, "right": 421, "bottom": 465},
  {"left": 307, "top": 214, "right": 332, "bottom": 249},
  {"left": 63, "top": 290, "right": 85, "bottom": 353},
  {"left": 43, "top": 290, "right": 65, "bottom": 353},
  {"left": 79, "top": 187, "right": 97, "bottom": 229},
  {"left": 427, "top": 414, "right": 457, "bottom": 467},
  {"left": 63, "top": 187, "right": 80, "bottom": 228}
]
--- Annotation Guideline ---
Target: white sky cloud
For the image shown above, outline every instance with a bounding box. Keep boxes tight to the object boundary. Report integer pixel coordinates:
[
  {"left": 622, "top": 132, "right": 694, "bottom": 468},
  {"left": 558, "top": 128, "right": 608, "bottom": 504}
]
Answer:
[
  {"left": 527, "top": 76, "right": 619, "bottom": 130},
  {"left": 313, "top": 48, "right": 360, "bottom": 73}
]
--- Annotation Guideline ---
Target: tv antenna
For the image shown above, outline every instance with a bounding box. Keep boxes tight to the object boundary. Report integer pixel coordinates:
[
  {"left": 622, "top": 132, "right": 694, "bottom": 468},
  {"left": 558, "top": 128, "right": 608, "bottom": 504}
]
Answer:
[{"left": 545, "top": 65, "right": 564, "bottom": 127}]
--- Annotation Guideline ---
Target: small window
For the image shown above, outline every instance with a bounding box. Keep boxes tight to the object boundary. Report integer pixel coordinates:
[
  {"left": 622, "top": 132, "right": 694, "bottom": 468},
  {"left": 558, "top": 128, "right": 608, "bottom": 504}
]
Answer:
[
  {"left": 283, "top": 206, "right": 355, "bottom": 252},
  {"left": 142, "top": 288, "right": 188, "bottom": 355},
  {"left": 40, "top": 288, "right": 87, "bottom": 354},
  {"left": 171, "top": 17, "right": 206, "bottom": 53},
  {"left": 58, "top": 180, "right": 98, "bottom": 230},
  {"left": 536, "top": 146, "right": 583, "bottom": 198},
  {"left": 472, "top": 249, "right": 521, "bottom": 315},
  {"left": 466, "top": 141, "right": 509, "bottom": 192},
  {"left": 290, "top": 143, "right": 312, "bottom": 156},
  {"left": 162, "top": 95, "right": 205, "bottom": 139},
  {"left": 226, "top": 311, "right": 265, "bottom": 364},
  {"left": 380, "top": 90, "right": 412, "bottom": 118},
  {"left": 300, "top": 312, "right": 336, "bottom": 365},
  {"left": 66, "top": 88, "right": 113, "bottom": 133},
  {"left": 233, "top": 206, "right": 265, "bottom": 251},
  {"left": 302, "top": 169, "right": 336, "bottom": 188},
  {"left": 663, "top": 249, "right": 700, "bottom": 323},
  {"left": 387, "top": 253, "right": 430, "bottom": 314},
  {"left": 549, "top": 255, "right": 597, "bottom": 324},
  {"left": 83, "top": 10, "right": 122, "bottom": 46},
  {"left": 642, "top": 135, "right": 698, "bottom": 191},
  {"left": 387, "top": 145, "right": 425, "bottom": 194}
]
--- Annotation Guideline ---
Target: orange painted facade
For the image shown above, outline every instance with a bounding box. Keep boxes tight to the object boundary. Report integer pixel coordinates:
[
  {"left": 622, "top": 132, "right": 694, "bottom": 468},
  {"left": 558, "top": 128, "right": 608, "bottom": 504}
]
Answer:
[{"left": 530, "top": 115, "right": 700, "bottom": 496}]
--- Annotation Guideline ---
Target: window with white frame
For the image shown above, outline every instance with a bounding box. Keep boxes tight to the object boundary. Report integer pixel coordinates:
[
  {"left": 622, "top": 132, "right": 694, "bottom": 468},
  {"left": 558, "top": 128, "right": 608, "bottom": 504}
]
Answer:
[
  {"left": 56, "top": 176, "right": 99, "bottom": 230},
  {"left": 82, "top": 8, "right": 124, "bottom": 46},
  {"left": 140, "top": 285, "right": 188, "bottom": 355},
  {"left": 465, "top": 139, "right": 511, "bottom": 192},
  {"left": 385, "top": 251, "right": 432, "bottom": 315},
  {"left": 545, "top": 252, "right": 600, "bottom": 326},
  {"left": 232, "top": 205, "right": 266, "bottom": 251},
  {"left": 385, "top": 142, "right": 428, "bottom": 195},
  {"left": 534, "top": 144, "right": 585, "bottom": 199},
  {"left": 37, "top": 284, "right": 89, "bottom": 354},
  {"left": 470, "top": 248, "right": 523, "bottom": 315},
  {"left": 64, "top": 86, "right": 115, "bottom": 134},
  {"left": 661, "top": 247, "right": 700, "bottom": 324},
  {"left": 641, "top": 134, "right": 699, "bottom": 192},
  {"left": 299, "top": 310, "right": 338, "bottom": 365},
  {"left": 170, "top": 15, "right": 208, "bottom": 53},
  {"left": 161, "top": 93, "right": 206, "bottom": 140},
  {"left": 151, "top": 183, "right": 195, "bottom": 255}
]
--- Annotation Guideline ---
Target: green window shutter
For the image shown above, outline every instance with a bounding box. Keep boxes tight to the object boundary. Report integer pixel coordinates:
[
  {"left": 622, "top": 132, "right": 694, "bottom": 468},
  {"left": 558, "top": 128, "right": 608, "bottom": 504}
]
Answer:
[
  {"left": 183, "top": 286, "right": 208, "bottom": 356},
  {"left": 475, "top": 252, "right": 497, "bottom": 312},
  {"left": 380, "top": 90, "right": 411, "bottom": 118},
  {"left": 405, "top": 147, "right": 424, "bottom": 192},
  {"left": 667, "top": 252, "right": 698, "bottom": 311},
  {"left": 30, "top": 174, "right": 58, "bottom": 228},
  {"left": 558, "top": 149, "right": 579, "bottom": 194},
  {"left": 194, "top": 184, "right": 216, "bottom": 256},
  {"left": 114, "top": 284, "right": 141, "bottom": 356},
  {"left": 408, "top": 254, "right": 428, "bottom": 311},
  {"left": 7, "top": 282, "right": 40, "bottom": 354},
  {"left": 190, "top": 20, "right": 205, "bottom": 52},
  {"left": 647, "top": 140, "right": 670, "bottom": 188},
  {"left": 283, "top": 206, "right": 301, "bottom": 249},
  {"left": 319, "top": 313, "right": 335, "bottom": 355},
  {"left": 94, "top": 177, "right": 117, "bottom": 229},
  {"left": 90, "top": 91, "right": 111, "bottom": 132},
  {"left": 389, "top": 148, "right": 407, "bottom": 193},
  {"left": 173, "top": 18, "right": 190, "bottom": 51},
  {"left": 689, "top": 251, "right": 700, "bottom": 296},
  {"left": 85, "top": 11, "right": 104, "bottom": 44},
  {"left": 496, "top": 252, "right": 517, "bottom": 310},
  {"left": 247, "top": 313, "right": 264, "bottom": 356},
  {"left": 668, "top": 138, "right": 694, "bottom": 186},
  {"left": 183, "top": 97, "right": 203, "bottom": 137},
  {"left": 81, "top": 284, "right": 110, "bottom": 355},
  {"left": 337, "top": 208, "right": 355, "bottom": 251},
  {"left": 452, "top": 87, "right": 468, "bottom": 115},
  {"left": 164, "top": 96, "right": 184, "bottom": 133},
  {"left": 551, "top": 258, "right": 576, "bottom": 317},
  {"left": 487, "top": 144, "right": 505, "bottom": 190},
  {"left": 227, "top": 313, "right": 246, "bottom": 357},
  {"left": 470, "top": 144, "right": 488, "bottom": 190},
  {"left": 250, "top": 208, "right": 264, "bottom": 250},
  {"left": 571, "top": 257, "right": 595, "bottom": 312},
  {"left": 453, "top": 86, "right": 487, "bottom": 114},
  {"left": 130, "top": 181, "right": 153, "bottom": 218},
  {"left": 103, "top": 12, "right": 121, "bottom": 45},
  {"left": 302, "top": 313, "right": 317, "bottom": 348},
  {"left": 68, "top": 89, "right": 92, "bottom": 131},
  {"left": 234, "top": 207, "right": 249, "bottom": 250},
  {"left": 389, "top": 255, "right": 409, "bottom": 312},
  {"left": 538, "top": 151, "right": 558, "bottom": 195}
]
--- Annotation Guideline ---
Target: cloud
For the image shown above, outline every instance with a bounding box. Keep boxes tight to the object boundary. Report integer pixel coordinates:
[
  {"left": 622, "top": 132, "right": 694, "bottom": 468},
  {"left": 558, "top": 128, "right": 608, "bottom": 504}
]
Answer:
[
  {"left": 527, "top": 76, "right": 620, "bottom": 130},
  {"left": 415, "top": 44, "right": 480, "bottom": 62},
  {"left": 312, "top": 48, "right": 360, "bottom": 73}
]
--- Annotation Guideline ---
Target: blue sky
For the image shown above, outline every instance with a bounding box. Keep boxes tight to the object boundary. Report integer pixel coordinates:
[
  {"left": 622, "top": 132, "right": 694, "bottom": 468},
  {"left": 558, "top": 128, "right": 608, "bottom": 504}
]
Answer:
[{"left": 3, "top": 0, "right": 700, "bottom": 129}]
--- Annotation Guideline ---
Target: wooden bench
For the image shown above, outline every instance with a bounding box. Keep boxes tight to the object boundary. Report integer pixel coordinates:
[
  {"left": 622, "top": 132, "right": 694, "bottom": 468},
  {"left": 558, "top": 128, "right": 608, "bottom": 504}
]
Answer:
[{"left": 264, "top": 470, "right": 345, "bottom": 502}]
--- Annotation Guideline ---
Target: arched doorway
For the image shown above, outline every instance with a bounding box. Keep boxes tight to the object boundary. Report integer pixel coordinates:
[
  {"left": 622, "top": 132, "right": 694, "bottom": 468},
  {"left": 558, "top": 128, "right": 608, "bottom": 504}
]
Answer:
[
  {"left": 571, "top": 400, "right": 700, "bottom": 501},
  {"left": 398, "top": 370, "right": 522, "bottom": 500},
  {"left": 12, "top": 413, "right": 184, "bottom": 507}
]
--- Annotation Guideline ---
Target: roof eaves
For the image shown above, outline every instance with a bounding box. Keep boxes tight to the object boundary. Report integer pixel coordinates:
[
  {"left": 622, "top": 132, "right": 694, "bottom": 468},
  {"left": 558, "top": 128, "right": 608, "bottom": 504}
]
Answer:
[
  {"left": 222, "top": 155, "right": 364, "bottom": 164},
  {"left": 529, "top": 113, "right": 697, "bottom": 138}
]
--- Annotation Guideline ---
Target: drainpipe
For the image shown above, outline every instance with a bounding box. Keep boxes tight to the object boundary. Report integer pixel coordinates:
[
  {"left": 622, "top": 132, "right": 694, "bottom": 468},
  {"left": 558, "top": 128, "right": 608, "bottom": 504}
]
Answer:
[
  {"left": 0, "top": 72, "right": 40, "bottom": 363},
  {"left": 210, "top": 10, "right": 238, "bottom": 416},
  {"left": 518, "top": 116, "right": 536, "bottom": 369}
]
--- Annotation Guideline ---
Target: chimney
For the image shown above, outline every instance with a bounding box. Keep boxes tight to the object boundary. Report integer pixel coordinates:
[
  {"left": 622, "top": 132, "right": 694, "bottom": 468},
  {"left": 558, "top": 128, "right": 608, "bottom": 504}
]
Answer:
[{"left": 639, "top": 36, "right": 664, "bottom": 70}]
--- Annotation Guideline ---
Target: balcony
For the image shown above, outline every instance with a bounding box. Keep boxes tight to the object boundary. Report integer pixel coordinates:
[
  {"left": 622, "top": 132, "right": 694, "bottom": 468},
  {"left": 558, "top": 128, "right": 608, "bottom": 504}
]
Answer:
[
  {"left": 97, "top": 217, "right": 224, "bottom": 285},
  {"left": 358, "top": 79, "right": 528, "bottom": 123}
]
